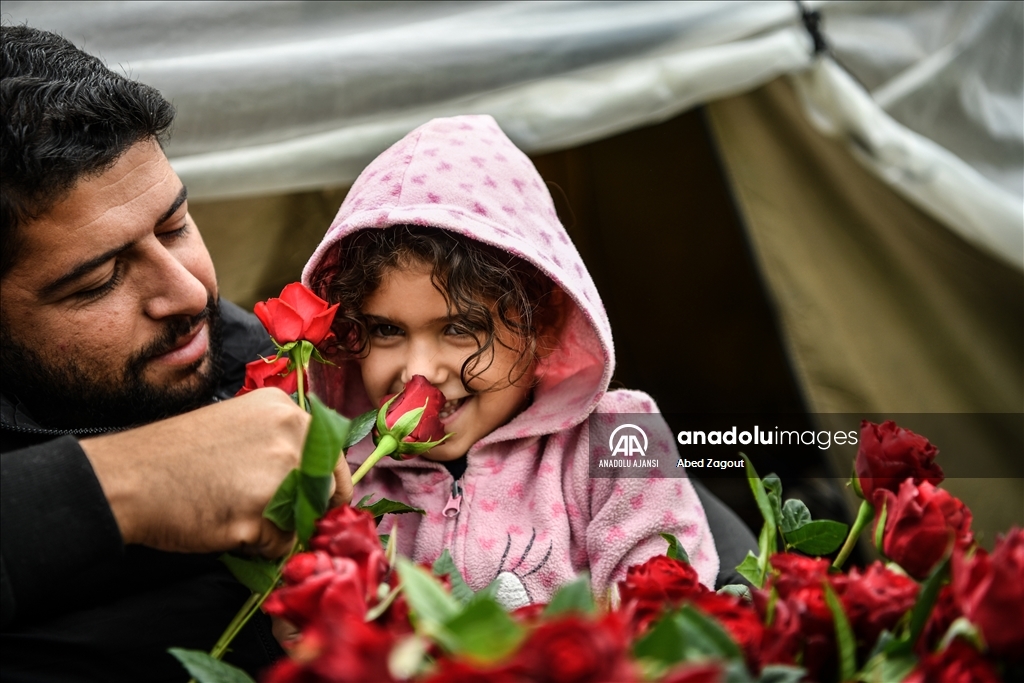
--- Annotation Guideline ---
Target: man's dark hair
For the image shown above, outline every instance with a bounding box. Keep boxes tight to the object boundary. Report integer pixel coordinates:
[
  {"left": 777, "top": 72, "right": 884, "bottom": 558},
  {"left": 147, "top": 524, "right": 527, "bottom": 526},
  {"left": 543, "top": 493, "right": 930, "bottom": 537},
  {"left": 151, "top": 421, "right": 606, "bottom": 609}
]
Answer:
[{"left": 0, "top": 25, "right": 175, "bottom": 278}]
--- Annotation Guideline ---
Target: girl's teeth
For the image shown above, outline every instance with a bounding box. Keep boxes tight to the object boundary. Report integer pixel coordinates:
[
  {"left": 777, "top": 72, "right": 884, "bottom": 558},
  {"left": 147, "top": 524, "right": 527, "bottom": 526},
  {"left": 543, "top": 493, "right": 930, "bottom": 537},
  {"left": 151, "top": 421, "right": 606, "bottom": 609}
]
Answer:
[{"left": 439, "top": 398, "right": 464, "bottom": 419}]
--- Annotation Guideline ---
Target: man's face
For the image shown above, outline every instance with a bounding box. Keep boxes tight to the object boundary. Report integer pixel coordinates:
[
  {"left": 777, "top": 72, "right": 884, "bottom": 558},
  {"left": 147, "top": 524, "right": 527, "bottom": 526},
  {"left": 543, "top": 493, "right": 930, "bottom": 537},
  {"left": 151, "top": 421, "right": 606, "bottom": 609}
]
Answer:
[{"left": 0, "top": 139, "right": 221, "bottom": 428}]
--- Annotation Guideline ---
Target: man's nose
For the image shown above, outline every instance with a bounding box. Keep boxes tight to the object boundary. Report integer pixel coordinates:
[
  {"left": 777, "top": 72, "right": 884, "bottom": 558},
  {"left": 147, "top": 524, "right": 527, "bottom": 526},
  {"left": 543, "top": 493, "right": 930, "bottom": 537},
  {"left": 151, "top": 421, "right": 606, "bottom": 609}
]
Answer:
[{"left": 143, "top": 247, "right": 209, "bottom": 320}]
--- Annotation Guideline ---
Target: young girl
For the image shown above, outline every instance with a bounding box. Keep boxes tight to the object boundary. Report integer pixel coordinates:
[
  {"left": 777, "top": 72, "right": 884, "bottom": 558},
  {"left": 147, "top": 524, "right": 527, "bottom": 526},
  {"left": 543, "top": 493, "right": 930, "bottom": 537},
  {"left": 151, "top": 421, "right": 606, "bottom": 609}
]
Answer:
[{"left": 302, "top": 115, "right": 718, "bottom": 608}]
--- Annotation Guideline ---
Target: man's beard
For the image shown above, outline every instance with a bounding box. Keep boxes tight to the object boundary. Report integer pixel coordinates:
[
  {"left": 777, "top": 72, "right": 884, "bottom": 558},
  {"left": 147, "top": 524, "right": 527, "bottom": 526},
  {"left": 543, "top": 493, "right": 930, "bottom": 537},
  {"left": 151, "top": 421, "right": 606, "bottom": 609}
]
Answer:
[{"left": 0, "top": 298, "right": 224, "bottom": 431}]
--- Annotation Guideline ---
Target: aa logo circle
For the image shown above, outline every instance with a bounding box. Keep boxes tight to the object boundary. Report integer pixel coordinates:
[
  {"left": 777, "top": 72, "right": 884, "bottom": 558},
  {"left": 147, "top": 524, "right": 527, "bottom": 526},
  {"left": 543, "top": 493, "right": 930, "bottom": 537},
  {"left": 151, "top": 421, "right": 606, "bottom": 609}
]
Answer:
[{"left": 608, "top": 424, "right": 648, "bottom": 457}]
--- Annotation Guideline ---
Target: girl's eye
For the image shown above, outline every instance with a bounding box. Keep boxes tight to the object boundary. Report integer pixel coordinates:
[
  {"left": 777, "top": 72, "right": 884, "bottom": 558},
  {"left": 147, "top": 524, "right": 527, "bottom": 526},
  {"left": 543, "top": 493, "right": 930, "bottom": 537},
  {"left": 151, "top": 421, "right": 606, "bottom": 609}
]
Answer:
[
  {"left": 443, "top": 323, "right": 473, "bottom": 336},
  {"left": 371, "top": 324, "right": 403, "bottom": 338}
]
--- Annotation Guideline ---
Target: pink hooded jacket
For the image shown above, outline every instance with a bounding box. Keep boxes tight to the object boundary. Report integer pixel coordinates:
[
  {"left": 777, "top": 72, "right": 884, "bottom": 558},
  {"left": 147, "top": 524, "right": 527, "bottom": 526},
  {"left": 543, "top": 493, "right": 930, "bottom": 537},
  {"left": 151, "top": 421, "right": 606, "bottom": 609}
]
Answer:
[{"left": 302, "top": 115, "right": 718, "bottom": 607}]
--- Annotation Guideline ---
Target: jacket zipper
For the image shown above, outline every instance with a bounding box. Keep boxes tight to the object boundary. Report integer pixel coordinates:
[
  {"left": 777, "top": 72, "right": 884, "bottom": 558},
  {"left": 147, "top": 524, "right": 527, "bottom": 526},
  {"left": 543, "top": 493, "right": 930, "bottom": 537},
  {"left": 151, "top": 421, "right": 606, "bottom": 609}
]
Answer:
[
  {"left": 443, "top": 478, "right": 463, "bottom": 518},
  {"left": 1, "top": 422, "right": 112, "bottom": 437}
]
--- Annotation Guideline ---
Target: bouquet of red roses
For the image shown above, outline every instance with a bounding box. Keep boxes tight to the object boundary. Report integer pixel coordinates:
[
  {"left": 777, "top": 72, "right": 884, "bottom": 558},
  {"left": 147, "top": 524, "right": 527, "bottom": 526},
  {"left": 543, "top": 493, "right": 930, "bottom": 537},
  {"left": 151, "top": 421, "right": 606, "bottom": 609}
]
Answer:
[{"left": 172, "top": 285, "right": 1023, "bottom": 683}]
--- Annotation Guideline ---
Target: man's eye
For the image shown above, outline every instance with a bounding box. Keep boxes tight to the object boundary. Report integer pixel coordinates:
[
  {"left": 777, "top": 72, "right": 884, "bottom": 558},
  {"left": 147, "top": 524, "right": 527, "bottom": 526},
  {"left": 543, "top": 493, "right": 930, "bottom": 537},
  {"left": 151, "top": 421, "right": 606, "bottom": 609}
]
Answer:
[
  {"left": 159, "top": 224, "right": 189, "bottom": 242},
  {"left": 76, "top": 263, "right": 125, "bottom": 301},
  {"left": 371, "top": 324, "right": 402, "bottom": 338}
]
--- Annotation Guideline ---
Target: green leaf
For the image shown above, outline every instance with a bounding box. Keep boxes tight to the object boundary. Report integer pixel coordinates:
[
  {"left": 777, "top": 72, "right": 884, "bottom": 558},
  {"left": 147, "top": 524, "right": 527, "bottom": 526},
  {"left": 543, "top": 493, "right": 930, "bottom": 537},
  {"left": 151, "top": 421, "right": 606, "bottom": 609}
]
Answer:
[
  {"left": 390, "top": 406, "right": 425, "bottom": 440},
  {"left": 633, "top": 612, "right": 686, "bottom": 666},
  {"left": 293, "top": 340, "right": 315, "bottom": 373},
  {"left": 764, "top": 474, "right": 784, "bottom": 529},
  {"left": 677, "top": 604, "right": 744, "bottom": 662},
  {"left": 219, "top": 554, "right": 279, "bottom": 594},
  {"left": 741, "top": 454, "right": 776, "bottom": 529},
  {"left": 443, "top": 595, "right": 525, "bottom": 662},
  {"left": 660, "top": 533, "right": 690, "bottom": 563},
  {"left": 758, "top": 665, "right": 807, "bottom": 683},
  {"left": 357, "top": 495, "right": 426, "bottom": 521},
  {"left": 824, "top": 581, "right": 856, "bottom": 683},
  {"left": 301, "top": 394, "right": 350, "bottom": 477},
  {"left": 263, "top": 469, "right": 300, "bottom": 531},
  {"left": 344, "top": 409, "right": 377, "bottom": 450},
  {"left": 543, "top": 575, "right": 596, "bottom": 617},
  {"left": 785, "top": 520, "right": 848, "bottom": 556},
  {"left": 857, "top": 652, "right": 917, "bottom": 683},
  {"left": 396, "top": 557, "right": 460, "bottom": 626},
  {"left": 294, "top": 482, "right": 321, "bottom": 544},
  {"left": 736, "top": 551, "right": 762, "bottom": 588},
  {"left": 895, "top": 555, "right": 950, "bottom": 654},
  {"left": 718, "top": 584, "right": 752, "bottom": 601},
  {"left": 375, "top": 395, "right": 397, "bottom": 436},
  {"left": 378, "top": 534, "right": 390, "bottom": 548},
  {"left": 169, "top": 648, "right": 256, "bottom": 683},
  {"left": 780, "top": 499, "right": 812, "bottom": 534},
  {"left": 432, "top": 549, "right": 475, "bottom": 605}
]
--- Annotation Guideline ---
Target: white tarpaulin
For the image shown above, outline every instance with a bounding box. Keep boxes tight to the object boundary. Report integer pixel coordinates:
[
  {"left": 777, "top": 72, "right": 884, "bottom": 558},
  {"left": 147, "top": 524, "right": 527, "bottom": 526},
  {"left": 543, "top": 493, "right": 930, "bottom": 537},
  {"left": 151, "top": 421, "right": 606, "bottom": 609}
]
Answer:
[{"left": 5, "top": 0, "right": 1022, "bottom": 268}]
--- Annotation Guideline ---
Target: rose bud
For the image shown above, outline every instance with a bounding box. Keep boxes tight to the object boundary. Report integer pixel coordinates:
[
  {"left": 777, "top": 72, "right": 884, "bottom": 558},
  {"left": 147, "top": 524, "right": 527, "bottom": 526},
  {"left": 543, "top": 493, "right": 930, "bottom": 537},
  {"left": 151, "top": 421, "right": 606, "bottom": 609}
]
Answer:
[
  {"left": 235, "top": 355, "right": 298, "bottom": 396},
  {"left": 951, "top": 528, "right": 1024, "bottom": 660},
  {"left": 255, "top": 282, "right": 339, "bottom": 346},
  {"left": 692, "top": 592, "right": 765, "bottom": 673},
  {"left": 854, "top": 420, "right": 943, "bottom": 501},
  {"left": 875, "top": 480, "right": 973, "bottom": 580},
  {"left": 373, "top": 375, "right": 449, "bottom": 459}
]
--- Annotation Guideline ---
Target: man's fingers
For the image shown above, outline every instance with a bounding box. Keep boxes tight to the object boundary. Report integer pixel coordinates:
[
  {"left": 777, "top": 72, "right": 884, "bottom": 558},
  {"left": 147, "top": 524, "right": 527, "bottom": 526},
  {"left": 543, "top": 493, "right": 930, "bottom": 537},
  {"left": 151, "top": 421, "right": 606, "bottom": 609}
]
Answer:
[
  {"left": 253, "top": 523, "right": 296, "bottom": 560},
  {"left": 330, "top": 455, "right": 354, "bottom": 508}
]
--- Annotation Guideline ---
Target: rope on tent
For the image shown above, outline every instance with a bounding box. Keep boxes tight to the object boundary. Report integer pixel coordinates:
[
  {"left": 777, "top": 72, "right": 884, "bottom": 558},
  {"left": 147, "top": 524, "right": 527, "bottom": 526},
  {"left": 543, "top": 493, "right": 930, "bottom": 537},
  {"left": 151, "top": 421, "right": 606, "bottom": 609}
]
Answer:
[{"left": 795, "top": 1, "right": 828, "bottom": 56}]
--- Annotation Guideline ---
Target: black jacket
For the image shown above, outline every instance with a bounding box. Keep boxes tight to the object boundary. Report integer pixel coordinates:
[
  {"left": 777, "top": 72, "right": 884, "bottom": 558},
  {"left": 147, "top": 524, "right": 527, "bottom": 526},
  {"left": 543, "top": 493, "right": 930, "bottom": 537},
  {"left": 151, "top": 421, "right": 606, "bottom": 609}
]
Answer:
[{"left": 0, "top": 300, "right": 284, "bottom": 682}]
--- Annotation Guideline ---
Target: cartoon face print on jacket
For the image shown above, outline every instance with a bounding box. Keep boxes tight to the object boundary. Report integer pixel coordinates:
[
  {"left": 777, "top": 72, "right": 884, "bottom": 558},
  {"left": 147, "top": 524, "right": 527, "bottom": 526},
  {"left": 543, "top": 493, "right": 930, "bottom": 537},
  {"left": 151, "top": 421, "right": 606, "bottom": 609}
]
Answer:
[{"left": 357, "top": 262, "right": 535, "bottom": 462}]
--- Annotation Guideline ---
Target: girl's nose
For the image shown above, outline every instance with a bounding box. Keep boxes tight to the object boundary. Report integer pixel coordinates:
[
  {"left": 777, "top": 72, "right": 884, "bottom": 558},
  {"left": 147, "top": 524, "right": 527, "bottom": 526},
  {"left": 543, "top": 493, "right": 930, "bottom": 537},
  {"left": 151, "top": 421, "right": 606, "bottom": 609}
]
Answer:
[{"left": 400, "top": 342, "right": 450, "bottom": 387}]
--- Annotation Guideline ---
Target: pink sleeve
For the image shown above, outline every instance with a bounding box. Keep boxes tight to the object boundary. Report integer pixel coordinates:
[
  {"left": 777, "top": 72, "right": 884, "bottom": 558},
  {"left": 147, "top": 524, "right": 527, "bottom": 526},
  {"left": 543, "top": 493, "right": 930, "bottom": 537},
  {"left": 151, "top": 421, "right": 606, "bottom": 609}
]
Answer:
[{"left": 573, "top": 391, "right": 719, "bottom": 597}]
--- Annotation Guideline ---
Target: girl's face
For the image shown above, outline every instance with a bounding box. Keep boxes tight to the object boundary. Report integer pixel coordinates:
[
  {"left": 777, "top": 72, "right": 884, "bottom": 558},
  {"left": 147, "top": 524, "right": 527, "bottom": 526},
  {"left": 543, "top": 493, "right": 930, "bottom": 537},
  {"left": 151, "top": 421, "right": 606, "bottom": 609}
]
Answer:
[{"left": 357, "top": 263, "right": 534, "bottom": 461}]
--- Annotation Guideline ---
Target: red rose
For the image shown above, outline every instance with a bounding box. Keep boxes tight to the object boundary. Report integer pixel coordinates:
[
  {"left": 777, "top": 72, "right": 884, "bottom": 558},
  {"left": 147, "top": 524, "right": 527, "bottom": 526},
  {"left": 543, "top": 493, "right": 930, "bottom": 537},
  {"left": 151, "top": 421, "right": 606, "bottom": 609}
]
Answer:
[
  {"left": 235, "top": 355, "right": 298, "bottom": 396},
  {"left": 764, "top": 554, "right": 847, "bottom": 679},
  {"left": 902, "top": 639, "right": 1001, "bottom": 683},
  {"left": 875, "top": 480, "right": 973, "bottom": 580},
  {"left": 264, "top": 610, "right": 397, "bottom": 683},
  {"left": 255, "top": 282, "right": 339, "bottom": 346},
  {"left": 951, "top": 528, "right": 1024, "bottom": 659},
  {"left": 377, "top": 374, "right": 447, "bottom": 446},
  {"left": 262, "top": 551, "right": 366, "bottom": 629},
  {"left": 618, "top": 555, "right": 708, "bottom": 633},
  {"left": 692, "top": 592, "right": 765, "bottom": 673},
  {"left": 756, "top": 595, "right": 801, "bottom": 666},
  {"left": 660, "top": 662, "right": 725, "bottom": 683},
  {"left": 421, "top": 659, "right": 521, "bottom": 683},
  {"left": 921, "top": 584, "right": 962, "bottom": 653},
  {"left": 840, "top": 561, "right": 918, "bottom": 652},
  {"left": 309, "top": 505, "right": 388, "bottom": 601},
  {"left": 508, "top": 613, "right": 635, "bottom": 683},
  {"left": 854, "top": 420, "right": 943, "bottom": 501}
]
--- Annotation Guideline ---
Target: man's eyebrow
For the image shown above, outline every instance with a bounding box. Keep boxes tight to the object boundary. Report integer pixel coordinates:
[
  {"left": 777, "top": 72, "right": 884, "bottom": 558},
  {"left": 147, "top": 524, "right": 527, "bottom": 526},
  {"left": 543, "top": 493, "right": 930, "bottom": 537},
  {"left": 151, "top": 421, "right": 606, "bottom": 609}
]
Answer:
[
  {"left": 38, "top": 241, "right": 134, "bottom": 299},
  {"left": 157, "top": 185, "right": 188, "bottom": 225},
  {"left": 38, "top": 185, "right": 188, "bottom": 299}
]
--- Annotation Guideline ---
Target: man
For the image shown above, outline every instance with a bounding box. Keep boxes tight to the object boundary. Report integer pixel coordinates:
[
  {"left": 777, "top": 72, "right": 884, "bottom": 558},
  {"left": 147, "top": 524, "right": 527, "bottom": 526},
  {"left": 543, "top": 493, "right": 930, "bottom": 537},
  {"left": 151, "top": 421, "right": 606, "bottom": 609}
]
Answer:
[{"left": 0, "top": 26, "right": 352, "bottom": 682}]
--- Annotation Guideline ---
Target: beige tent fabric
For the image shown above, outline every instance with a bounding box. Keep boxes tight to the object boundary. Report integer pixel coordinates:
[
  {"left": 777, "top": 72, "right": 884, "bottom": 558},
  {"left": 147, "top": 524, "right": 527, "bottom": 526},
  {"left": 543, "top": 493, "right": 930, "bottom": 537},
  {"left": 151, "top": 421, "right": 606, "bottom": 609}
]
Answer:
[
  {"left": 191, "top": 187, "right": 349, "bottom": 309},
  {"left": 706, "top": 78, "right": 1023, "bottom": 541}
]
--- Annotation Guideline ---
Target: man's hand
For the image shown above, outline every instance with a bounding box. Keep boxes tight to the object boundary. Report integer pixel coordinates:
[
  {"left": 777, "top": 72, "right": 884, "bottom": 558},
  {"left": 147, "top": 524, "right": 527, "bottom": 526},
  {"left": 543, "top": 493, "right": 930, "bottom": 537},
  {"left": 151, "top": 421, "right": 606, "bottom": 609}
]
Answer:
[{"left": 80, "top": 388, "right": 353, "bottom": 559}]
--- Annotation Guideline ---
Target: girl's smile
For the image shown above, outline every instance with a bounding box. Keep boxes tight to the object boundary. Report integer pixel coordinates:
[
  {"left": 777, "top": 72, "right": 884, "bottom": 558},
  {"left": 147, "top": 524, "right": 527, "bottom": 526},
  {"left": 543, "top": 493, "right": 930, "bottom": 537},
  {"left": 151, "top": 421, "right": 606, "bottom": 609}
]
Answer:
[{"left": 358, "top": 263, "right": 534, "bottom": 461}]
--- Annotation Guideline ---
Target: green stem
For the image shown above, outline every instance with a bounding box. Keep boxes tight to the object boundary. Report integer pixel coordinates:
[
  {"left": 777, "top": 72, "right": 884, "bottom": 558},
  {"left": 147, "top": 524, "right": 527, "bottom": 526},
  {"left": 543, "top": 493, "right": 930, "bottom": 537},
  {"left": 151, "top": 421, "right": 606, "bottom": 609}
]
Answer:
[
  {"left": 208, "top": 538, "right": 302, "bottom": 661},
  {"left": 350, "top": 435, "right": 398, "bottom": 485},
  {"left": 294, "top": 359, "right": 307, "bottom": 413},
  {"left": 833, "top": 500, "right": 874, "bottom": 570}
]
